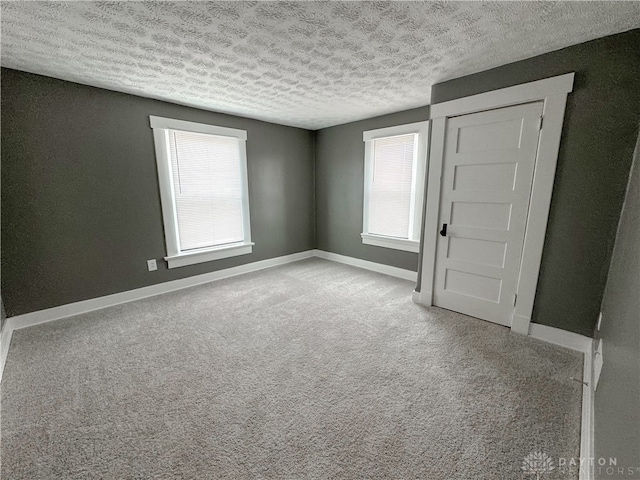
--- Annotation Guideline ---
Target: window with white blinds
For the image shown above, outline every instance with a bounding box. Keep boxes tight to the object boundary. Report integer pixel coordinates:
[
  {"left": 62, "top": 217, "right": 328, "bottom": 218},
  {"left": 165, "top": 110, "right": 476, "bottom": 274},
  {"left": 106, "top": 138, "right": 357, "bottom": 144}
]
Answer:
[
  {"left": 169, "top": 130, "right": 243, "bottom": 251},
  {"left": 150, "top": 116, "right": 252, "bottom": 268},
  {"left": 362, "top": 122, "right": 429, "bottom": 253},
  {"left": 368, "top": 134, "right": 416, "bottom": 238}
]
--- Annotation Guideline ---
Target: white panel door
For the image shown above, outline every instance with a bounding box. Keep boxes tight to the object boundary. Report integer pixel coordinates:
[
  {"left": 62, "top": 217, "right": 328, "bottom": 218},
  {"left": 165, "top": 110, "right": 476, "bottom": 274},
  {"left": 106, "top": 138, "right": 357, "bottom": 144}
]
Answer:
[{"left": 433, "top": 102, "right": 543, "bottom": 326}]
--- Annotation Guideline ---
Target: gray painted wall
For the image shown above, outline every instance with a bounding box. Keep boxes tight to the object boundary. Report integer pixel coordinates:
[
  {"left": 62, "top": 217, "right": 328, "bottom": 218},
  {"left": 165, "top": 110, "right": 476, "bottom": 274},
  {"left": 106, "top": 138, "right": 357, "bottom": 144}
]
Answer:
[
  {"left": 315, "top": 107, "right": 429, "bottom": 272},
  {"left": 594, "top": 132, "right": 639, "bottom": 477},
  {"left": 0, "top": 297, "right": 5, "bottom": 332},
  {"left": 424, "top": 29, "right": 640, "bottom": 336},
  {"left": 3, "top": 29, "right": 639, "bottom": 337},
  {"left": 1, "top": 68, "right": 315, "bottom": 316}
]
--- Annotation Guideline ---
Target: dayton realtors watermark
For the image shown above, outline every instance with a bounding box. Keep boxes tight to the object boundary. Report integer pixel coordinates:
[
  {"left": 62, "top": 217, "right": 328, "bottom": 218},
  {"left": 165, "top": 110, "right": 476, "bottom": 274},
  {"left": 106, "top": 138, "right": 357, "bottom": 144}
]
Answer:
[
  {"left": 558, "top": 457, "right": 640, "bottom": 478},
  {"left": 522, "top": 452, "right": 640, "bottom": 478}
]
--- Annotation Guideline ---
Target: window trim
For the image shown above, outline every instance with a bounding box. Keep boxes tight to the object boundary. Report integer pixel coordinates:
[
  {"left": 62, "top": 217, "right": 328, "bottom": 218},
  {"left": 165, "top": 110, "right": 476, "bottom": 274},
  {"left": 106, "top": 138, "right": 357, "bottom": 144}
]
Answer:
[
  {"left": 360, "top": 233, "right": 420, "bottom": 253},
  {"left": 362, "top": 121, "right": 429, "bottom": 252},
  {"left": 150, "top": 116, "right": 252, "bottom": 269}
]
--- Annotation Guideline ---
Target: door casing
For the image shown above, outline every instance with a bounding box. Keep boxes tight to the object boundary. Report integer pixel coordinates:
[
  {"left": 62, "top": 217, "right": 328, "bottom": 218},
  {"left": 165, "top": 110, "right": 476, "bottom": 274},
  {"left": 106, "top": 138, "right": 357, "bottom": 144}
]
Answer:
[{"left": 417, "top": 73, "right": 574, "bottom": 335}]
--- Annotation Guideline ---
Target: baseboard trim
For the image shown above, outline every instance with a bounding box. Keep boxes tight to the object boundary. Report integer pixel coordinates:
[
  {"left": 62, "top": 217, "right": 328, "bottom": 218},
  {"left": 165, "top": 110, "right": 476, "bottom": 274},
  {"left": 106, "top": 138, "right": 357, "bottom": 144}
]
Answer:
[
  {"left": 312, "top": 250, "right": 418, "bottom": 282},
  {"left": 511, "top": 313, "right": 530, "bottom": 335},
  {"left": 579, "top": 339, "right": 595, "bottom": 480},
  {"left": 1, "top": 249, "right": 418, "bottom": 382},
  {"left": 416, "top": 290, "right": 433, "bottom": 306},
  {"left": 0, "top": 252, "right": 595, "bottom": 472},
  {"left": 0, "top": 326, "right": 14, "bottom": 384},
  {"left": 527, "top": 323, "right": 593, "bottom": 353},
  {"left": 528, "top": 323, "right": 594, "bottom": 479},
  {"left": 6, "top": 250, "right": 315, "bottom": 334},
  {"left": 7, "top": 249, "right": 417, "bottom": 334}
]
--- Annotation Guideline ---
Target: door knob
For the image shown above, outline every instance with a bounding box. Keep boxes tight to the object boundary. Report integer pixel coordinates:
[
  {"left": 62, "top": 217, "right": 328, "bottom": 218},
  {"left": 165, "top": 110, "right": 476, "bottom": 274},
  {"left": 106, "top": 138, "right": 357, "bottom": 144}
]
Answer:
[{"left": 439, "top": 223, "right": 448, "bottom": 237}]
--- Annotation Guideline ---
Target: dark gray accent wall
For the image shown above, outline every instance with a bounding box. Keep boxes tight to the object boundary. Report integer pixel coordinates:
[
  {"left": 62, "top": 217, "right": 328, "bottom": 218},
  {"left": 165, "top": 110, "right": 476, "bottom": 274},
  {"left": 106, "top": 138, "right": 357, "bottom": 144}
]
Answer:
[
  {"left": 0, "top": 297, "right": 5, "bottom": 332},
  {"left": 594, "top": 132, "right": 639, "bottom": 476},
  {"left": 1, "top": 68, "right": 315, "bottom": 316},
  {"left": 426, "top": 29, "right": 640, "bottom": 336},
  {"left": 315, "top": 107, "right": 429, "bottom": 272}
]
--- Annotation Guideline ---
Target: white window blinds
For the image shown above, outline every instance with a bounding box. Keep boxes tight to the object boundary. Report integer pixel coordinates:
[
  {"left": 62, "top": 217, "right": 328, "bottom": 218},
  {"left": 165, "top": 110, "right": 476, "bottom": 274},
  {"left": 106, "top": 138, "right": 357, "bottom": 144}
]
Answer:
[
  {"left": 168, "top": 130, "right": 244, "bottom": 251},
  {"left": 367, "top": 134, "right": 417, "bottom": 239}
]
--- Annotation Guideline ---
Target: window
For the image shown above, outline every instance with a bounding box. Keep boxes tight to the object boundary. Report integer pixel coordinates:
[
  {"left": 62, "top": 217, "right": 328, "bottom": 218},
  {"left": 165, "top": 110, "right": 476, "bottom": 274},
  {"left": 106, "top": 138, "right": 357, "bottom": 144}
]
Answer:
[
  {"left": 362, "top": 122, "right": 429, "bottom": 253},
  {"left": 150, "top": 116, "right": 253, "bottom": 268}
]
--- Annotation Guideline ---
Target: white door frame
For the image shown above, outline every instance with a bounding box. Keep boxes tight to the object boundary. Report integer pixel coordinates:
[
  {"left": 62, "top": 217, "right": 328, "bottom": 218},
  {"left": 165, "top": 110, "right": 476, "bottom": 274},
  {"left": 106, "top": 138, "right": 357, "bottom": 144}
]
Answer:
[{"left": 418, "top": 73, "right": 574, "bottom": 335}]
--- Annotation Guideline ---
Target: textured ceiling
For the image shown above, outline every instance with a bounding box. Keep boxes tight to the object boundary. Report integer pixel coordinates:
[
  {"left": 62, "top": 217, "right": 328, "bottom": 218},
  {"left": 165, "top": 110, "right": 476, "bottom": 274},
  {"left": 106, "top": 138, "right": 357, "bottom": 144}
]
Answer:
[{"left": 2, "top": 2, "right": 639, "bottom": 130}]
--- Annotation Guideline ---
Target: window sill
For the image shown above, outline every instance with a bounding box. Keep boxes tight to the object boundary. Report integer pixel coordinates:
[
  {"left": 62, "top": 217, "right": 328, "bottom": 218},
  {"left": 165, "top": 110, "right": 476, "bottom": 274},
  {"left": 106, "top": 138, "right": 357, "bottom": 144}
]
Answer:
[
  {"left": 361, "top": 234, "right": 420, "bottom": 253},
  {"left": 165, "top": 242, "right": 254, "bottom": 269}
]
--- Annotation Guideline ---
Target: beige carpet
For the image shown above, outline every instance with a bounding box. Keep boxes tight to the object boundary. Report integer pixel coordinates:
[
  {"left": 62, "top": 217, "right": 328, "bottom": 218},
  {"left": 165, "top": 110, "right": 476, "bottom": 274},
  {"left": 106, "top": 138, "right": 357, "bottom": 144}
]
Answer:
[{"left": 1, "top": 258, "right": 582, "bottom": 479}]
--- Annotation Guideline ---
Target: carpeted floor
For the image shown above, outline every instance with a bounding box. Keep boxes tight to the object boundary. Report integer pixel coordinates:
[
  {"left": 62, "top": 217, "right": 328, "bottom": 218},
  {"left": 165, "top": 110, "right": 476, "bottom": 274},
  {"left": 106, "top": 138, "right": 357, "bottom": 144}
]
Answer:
[{"left": 1, "top": 258, "right": 583, "bottom": 479}]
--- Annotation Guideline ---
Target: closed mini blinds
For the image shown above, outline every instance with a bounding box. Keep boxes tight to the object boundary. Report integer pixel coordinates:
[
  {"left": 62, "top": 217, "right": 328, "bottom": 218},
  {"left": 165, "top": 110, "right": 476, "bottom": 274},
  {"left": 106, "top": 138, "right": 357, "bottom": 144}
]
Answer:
[
  {"left": 150, "top": 116, "right": 253, "bottom": 268},
  {"left": 361, "top": 122, "right": 429, "bottom": 253}
]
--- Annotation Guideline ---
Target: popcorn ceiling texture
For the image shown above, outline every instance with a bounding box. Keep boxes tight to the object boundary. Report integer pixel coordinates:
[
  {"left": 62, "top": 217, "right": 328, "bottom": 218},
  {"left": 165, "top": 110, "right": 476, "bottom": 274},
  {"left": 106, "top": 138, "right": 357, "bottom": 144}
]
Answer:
[{"left": 1, "top": 1, "right": 639, "bottom": 129}]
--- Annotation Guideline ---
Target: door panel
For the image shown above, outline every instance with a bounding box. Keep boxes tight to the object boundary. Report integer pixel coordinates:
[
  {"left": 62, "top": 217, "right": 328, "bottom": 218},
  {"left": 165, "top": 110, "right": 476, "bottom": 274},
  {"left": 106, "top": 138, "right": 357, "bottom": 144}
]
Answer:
[
  {"left": 433, "top": 102, "right": 543, "bottom": 326},
  {"left": 455, "top": 117, "right": 523, "bottom": 153},
  {"left": 453, "top": 162, "right": 517, "bottom": 191},
  {"left": 444, "top": 269, "right": 502, "bottom": 302},
  {"left": 450, "top": 202, "right": 512, "bottom": 230},
  {"left": 447, "top": 237, "right": 507, "bottom": 267}
]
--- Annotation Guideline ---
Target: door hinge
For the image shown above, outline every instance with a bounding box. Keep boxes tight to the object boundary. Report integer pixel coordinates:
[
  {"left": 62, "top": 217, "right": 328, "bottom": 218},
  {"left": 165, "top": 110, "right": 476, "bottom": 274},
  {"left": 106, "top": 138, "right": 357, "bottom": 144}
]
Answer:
[
  {"left": 537, "top": 116, "right": 543, "bottom": 130},
  {"left": 513, "top": 294, "right": 518, "bottom": 306}
]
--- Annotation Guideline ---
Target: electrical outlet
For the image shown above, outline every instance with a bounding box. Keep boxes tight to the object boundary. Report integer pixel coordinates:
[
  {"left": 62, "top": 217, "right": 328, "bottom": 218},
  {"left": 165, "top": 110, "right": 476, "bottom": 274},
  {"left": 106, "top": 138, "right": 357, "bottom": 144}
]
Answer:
[
  {"left": 147, "top": 259, "right": 157, "bottom": 272},
  {"left": 597, "top": 312, "right": 603, "bottom": 331}
]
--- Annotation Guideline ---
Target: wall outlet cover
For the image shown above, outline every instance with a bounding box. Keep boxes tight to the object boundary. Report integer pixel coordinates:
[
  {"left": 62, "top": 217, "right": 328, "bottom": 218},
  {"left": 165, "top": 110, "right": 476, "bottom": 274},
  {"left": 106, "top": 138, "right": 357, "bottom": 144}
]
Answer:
[{"left": 147, "top": 259, "right": 157, "bottom": 271}]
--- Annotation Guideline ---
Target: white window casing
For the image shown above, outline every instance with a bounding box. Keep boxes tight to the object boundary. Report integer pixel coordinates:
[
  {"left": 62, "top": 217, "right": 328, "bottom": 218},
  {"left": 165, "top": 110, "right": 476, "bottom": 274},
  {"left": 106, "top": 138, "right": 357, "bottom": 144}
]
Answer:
[
  {"left": 150, "top": 116, "right": 253, "bottom": 268},
  {"left": 362, "top": 121, "right": 429, "bottom": 253}
]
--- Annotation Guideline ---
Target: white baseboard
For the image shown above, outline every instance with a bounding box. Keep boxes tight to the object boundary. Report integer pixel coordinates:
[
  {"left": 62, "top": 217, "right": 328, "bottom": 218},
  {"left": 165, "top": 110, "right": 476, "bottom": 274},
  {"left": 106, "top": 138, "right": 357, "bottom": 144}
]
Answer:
[
  {"left": 323, "top": 249, "right": 596, "bottom": 478},
  {"left": 511, "top": 313, "right": 531, "bottom": 335},
  {"left": 312, "top": 250, "right": 418, "bottom": 282},
  {"left": 6, "top": 250, "right": 315, "bottom": 334},
  {"left": 6, "top": 250, "right": 315, "bottom": 335},
  {"left": 2, "top": 250, "right": 417, "bottom": 336},
  {"left": 528, "top": 323, "right": 593, "bottom": 353},
  {"left": 0, "top": 250, "right": 596, "bottom": 474},
  {"left": 0, "top": 250, "right": 316, "bottom": 383},
  {"left": 411, "top": 290, "right": 421, "bottom": 304},
  {"left": 0, "top": 326, "right": 13, "bottom": 385},
  {"left": 528, "top": 323, "right": 594, "bottom": 480},
  {"left": 579, "top": 339, "right": 595, "bottom": 480},
  {"left": 413, "top": 290, "right": 432, "bottom": 306},
  {"left": 0, "top": 249, "right": 418, "bottom": 383}
]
